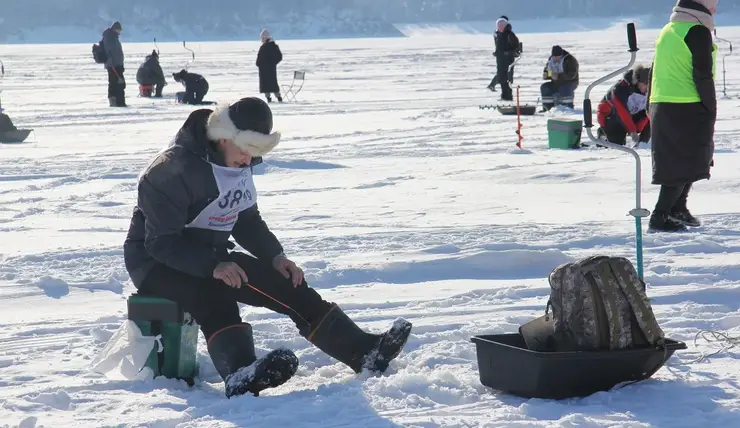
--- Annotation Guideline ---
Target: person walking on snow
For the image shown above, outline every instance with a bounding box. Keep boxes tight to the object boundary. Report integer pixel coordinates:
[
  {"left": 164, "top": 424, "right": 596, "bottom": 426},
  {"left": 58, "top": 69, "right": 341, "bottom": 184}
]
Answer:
[
  {"left": 102, "top": 21, "right": 126, "bottom": 107},
  {"left": 486, "top": 16, "right": 512, "bottom": 92},
  {"left": 256, "top": 29, "right": 283, "bottom": 103},
  {"left": 487, "top": 17, "right": 520, "bottom": 101},
  {"left": 647, "top": 0, "right": 717, "bottom": 232},
  {"left": 597, "top": 64, "right": 651, "bottom": 146},
  {"left": 540, "top": 45, "right": 579, "bottom": 111},
  {"left": 123, "top": 97, "right": 412, "bottom": 398}
]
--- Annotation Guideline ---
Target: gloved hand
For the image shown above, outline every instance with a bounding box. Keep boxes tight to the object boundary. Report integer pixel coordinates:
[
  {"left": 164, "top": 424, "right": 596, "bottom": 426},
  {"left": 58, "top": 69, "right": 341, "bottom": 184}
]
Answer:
[
  {"left": 630, "top": 132, "right": 639, "bottom": 143},
  {"left": 542, "top": 72, "right": 549, "bottom": 80}
]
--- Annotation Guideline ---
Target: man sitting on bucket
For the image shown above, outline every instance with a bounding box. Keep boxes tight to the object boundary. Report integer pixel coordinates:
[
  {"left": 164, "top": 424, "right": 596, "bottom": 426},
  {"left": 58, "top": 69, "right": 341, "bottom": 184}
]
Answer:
[
  {"left": 123, "top": 97, "right": 412, "bottom": 398},
  {"left": 540, "top": 45, "right": 579, "bottom": 112}
]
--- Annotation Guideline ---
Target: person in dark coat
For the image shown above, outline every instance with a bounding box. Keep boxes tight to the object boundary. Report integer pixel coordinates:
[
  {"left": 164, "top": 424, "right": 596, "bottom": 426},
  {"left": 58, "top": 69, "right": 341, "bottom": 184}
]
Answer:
[
  {"left": 486, "top": 15, "right": 514, "bottom": 92},
  {"left": 136, "top": 50, "right": 166, "bottom": 97},
  {"left": 172, "top": 69, "right": 209, "bottom": 105},
  {"left": 487, "top": 17, "right": 521, "bottom": 101},
  {"left": 597, "top": 64, "right": 651, "bottom": 146},
  {"left": 540, "top": 45, "right": 579, "bottom": 111},
  {"left": 123, "top": 97, "right": 413, "bottom": 398},
  {"left": 256, "top": 29, "right": 283, "bottom": 103},
  {"left": 102, "top": 21, "right": 126, "bottom": 107},
  {"left": 647, "top": 0, "right": 717, "bottom": 232}
]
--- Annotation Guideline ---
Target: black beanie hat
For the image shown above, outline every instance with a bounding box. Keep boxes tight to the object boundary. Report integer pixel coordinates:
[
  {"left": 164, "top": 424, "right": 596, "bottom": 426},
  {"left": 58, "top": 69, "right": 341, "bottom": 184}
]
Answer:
[
  {"left": 551, "top": 45, "right": 564, "bottom": 56},
  {"left": 111, "top": 21, "right": 122, "bottom": 31},
  {"left": 151, "top": 50, "right": 158, "bottom": 57},
  {"left": 227, "top": 97, "right": 273, "bottom": 135}
]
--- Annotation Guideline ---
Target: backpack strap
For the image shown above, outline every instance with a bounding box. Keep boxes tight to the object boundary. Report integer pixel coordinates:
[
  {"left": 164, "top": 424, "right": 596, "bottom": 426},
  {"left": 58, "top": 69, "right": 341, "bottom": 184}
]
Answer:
[
  {"left": 593, "top": 262, "right": 634, "bottom": 349},
  {"left": 607, "top": 258, "right": 665, "bottom": 345}
]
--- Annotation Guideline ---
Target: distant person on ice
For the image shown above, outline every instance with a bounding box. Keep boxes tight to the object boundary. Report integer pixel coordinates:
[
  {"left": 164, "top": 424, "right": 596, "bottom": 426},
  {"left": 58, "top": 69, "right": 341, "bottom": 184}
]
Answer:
[
  {"left": 123, "top": 97, "right": 412, "bottom": 398},
  {"left": 172, "top": 69, "right": 209, "bottom": 105},
  {"left": 486, "top": 16, "right": 520, "bottom": 101},
  {"left": 597, "top": 64, "right": 651, "bottom": 146},
  {"left": 256, "top": 29, "right": 283, "bottom": 103},
  {"left": 102, "top": 21, "right": 126, "bottom": 107},
  {"left": 647, "top": 0, "right": 717, "bottom": 232},
  {"left": 136, "top": 50, "right": 166, "bottom": 97},
  {"left": 540, "top": 45, "right": 579, "bottom": 111}
]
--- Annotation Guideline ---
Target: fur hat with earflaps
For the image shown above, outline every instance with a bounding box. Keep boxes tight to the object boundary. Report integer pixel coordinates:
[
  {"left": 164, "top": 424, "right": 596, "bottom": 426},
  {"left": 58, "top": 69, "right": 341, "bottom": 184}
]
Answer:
[{"left": 207, "top": 97, "right": 281, "bottom": 157}]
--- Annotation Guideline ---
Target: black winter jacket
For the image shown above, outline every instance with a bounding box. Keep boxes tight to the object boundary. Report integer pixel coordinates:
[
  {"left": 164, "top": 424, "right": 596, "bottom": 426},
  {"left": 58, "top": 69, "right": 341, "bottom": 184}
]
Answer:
[
  {"left": 494, "top": 27, "right": 520, "bottom": 61},
  {"left": 543, "top": 50, "right": 579, "bottom": 85},
  {"left": 136, "top": 55, "right": 165, "bottom": 86},
  {"left": 598, "top": 69, "right": 649, "bottom": 133},
  {"left": 176, "top": 71, "right": 208, "bottom": 92},
  {"left": 123, "top": 109, "right": 284, "bottom": 287}
]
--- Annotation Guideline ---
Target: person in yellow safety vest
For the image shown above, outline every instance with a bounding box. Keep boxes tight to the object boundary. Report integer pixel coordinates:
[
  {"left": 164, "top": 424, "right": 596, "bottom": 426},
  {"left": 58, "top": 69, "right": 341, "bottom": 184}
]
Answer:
[{"left": 647, "top": 0, "right": 717, "bottom": 232}]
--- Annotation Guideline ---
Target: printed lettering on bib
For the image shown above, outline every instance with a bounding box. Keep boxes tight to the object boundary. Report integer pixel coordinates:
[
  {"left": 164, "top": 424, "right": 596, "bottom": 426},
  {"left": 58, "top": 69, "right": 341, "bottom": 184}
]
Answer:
[
  {"left": 627, "top": 92, "right": 647, "bottom": 115},
  {"left": 185, "top": 164, "right": 257, "bottom": 231}
]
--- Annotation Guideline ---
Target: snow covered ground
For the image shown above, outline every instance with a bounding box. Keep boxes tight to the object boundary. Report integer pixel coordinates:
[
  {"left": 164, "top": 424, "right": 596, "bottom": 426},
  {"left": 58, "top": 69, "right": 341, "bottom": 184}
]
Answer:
[{"left": 2, "top": 24, "right": 740, "bottom": 427}]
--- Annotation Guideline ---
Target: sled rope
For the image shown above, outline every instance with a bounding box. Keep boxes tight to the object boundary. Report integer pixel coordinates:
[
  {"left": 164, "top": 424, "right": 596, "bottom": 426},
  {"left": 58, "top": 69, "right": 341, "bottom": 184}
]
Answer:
[{"left": 689, "top": 330, "right": 740, "bottom": 363}]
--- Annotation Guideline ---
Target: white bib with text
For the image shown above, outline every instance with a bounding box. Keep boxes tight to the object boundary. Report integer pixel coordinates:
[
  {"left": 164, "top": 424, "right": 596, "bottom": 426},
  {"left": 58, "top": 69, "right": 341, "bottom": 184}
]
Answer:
[{"left": 185, "top": 164, "right": 257, "bottom": 231}]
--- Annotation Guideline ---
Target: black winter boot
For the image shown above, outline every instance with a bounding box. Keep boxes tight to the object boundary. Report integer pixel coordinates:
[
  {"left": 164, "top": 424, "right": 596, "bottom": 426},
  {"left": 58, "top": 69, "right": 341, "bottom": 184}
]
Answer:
[
  {"left": 207, "top": 323, "right": 299, "bottom": 398},
  {"left": 304, "top": 305, "right": 412, "bottom": 374},
  {"left": 649, "top": 211, "right": 687, "bottom": 232},
  {"left": 670, "top": 208, "right": 701, "bottom": 227}
]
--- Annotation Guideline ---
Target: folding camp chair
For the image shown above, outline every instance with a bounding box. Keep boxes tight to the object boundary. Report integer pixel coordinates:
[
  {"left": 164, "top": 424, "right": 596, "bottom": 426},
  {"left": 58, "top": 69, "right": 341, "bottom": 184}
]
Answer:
[{"left": 281, "top": 71, "right": 306, "bottom": 102}]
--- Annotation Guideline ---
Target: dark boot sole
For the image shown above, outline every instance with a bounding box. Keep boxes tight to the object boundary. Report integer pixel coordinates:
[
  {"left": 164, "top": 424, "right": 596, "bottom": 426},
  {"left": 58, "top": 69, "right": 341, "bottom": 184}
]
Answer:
[
  {"left": 365, "top": 319, "right": 412, "bottom": 373},
  {"left": 225, "top": 348, "right": 299, "bottom": 398},
  {"left": 647, "top": 225, "right": 688, "bottom": 233}
]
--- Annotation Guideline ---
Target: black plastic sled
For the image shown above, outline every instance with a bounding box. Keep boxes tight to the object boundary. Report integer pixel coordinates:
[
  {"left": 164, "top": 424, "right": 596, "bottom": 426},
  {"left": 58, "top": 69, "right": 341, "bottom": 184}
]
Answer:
[
  {"left": 0, "top": 129, "right": 32, "bottom": 144},
  {"left": 471, "top": 333, "right": 686, "bottom": 400}
]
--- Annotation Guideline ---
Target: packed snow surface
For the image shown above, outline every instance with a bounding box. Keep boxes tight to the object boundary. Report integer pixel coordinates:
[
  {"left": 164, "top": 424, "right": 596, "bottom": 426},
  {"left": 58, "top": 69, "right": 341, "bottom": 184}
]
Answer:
[{"left": 2, "top": 24, "right": 740, "bottom": 427}]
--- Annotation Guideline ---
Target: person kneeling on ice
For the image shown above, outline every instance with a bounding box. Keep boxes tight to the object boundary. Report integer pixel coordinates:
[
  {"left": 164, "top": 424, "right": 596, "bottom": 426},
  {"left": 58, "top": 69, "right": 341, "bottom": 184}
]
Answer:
[
  {"left": 172, "top": 69, "right": 209, "bottom": 105},
  {"left": 136, "top": 50, "right": 166, "bottom": 97},
  {"left": 540, "top": 45, "right": 579, "bottom": 112},
  {"left": 596, "top": 64, "right": 651, "bottom": 146},
  {"left": 123, "top": 97, "right": 412, "bottom": 398}
]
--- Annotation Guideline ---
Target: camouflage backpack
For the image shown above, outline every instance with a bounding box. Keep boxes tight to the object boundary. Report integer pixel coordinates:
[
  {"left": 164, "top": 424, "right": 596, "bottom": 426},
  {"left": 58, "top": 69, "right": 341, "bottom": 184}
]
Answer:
[{"left": 536, "top": 255, "right": 665, "bottom": 352}]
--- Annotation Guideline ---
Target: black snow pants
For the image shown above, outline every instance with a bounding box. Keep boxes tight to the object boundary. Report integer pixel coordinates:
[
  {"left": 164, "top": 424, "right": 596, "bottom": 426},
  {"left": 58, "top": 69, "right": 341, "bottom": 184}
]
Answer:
[
  {"left": 139, "top": 251, "right": 333, "bottom": 341},
  {"left": 655, "top": 183, "right": 692, "bottom": 215},
  {"left": 107, "top": 66, "right": 126, "bottom": 106},
  {"left": 496, "top": 57, "right": 514, "bottom": 100},
  {"left": 184, "top": 80, "right": 209, "bottom": 105},
  {"left": 602, "top": 111, "right": 651, "bottom": 146}
]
